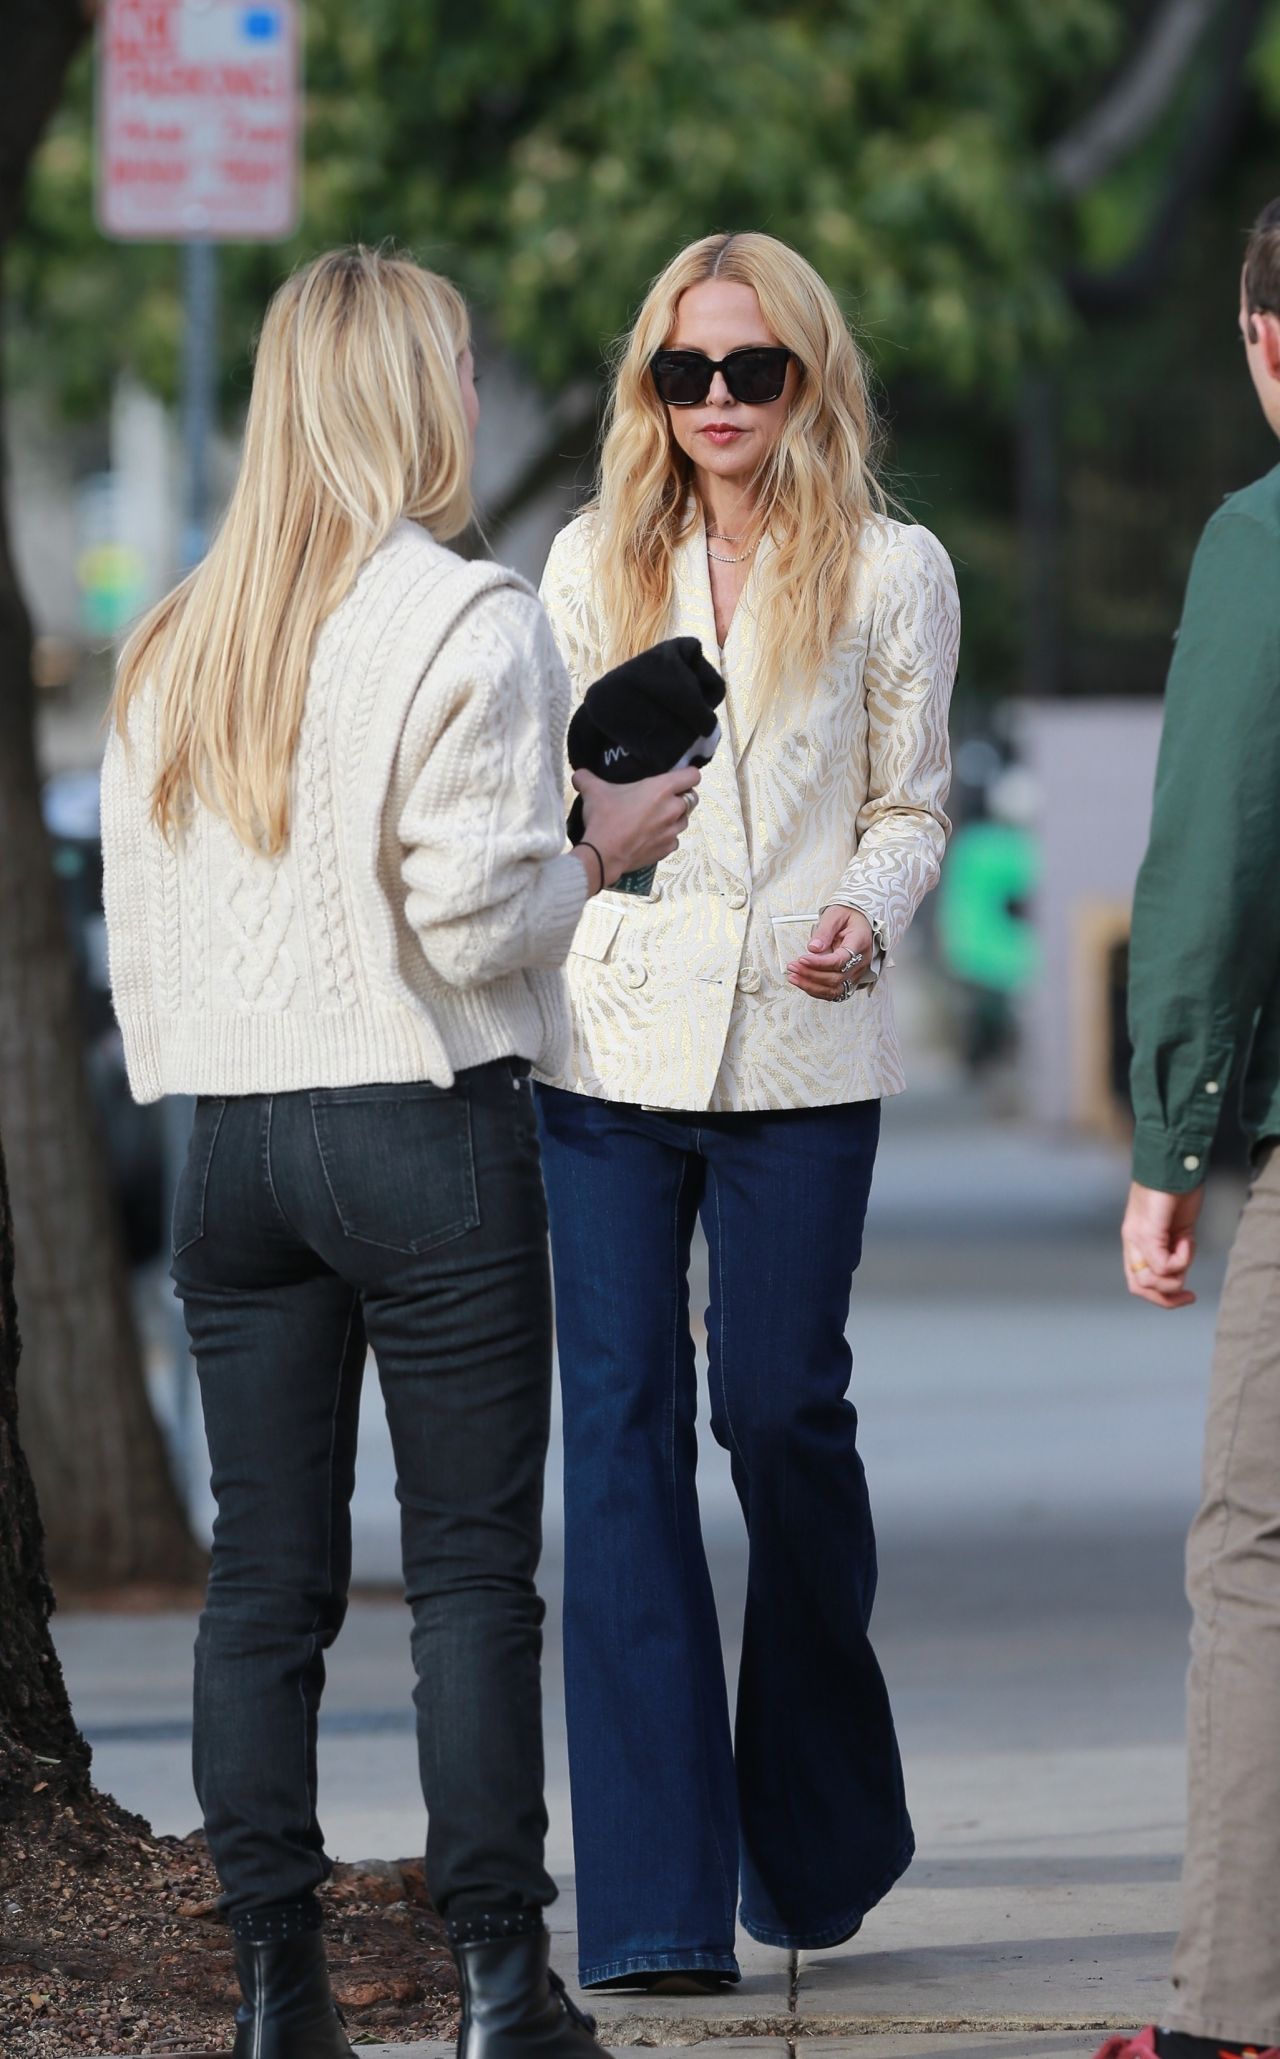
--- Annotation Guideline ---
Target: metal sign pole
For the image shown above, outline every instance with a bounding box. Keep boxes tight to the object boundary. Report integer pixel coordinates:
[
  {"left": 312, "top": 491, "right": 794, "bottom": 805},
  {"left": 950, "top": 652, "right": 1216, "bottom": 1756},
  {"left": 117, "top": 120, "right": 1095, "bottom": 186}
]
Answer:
[
  {"left": 98, "top": 0, "right": 301, "bottom": 1526},
  {"left": 181, "top": 239, "right": 219, "bottom": 574},
  {"left": 167, "top": 236, "right": 220, "bottom": 1505}
]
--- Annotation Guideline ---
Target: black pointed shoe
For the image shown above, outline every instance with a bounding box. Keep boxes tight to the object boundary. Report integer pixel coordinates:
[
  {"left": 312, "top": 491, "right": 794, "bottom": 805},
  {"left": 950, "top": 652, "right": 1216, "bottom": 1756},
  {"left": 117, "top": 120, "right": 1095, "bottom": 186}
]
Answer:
[
  {"left": 231, "top": 1931, "right": 353, "bottom": 2059},
  {"left": 454, "top": 1923, "right": 599, "bottom": 2059}
]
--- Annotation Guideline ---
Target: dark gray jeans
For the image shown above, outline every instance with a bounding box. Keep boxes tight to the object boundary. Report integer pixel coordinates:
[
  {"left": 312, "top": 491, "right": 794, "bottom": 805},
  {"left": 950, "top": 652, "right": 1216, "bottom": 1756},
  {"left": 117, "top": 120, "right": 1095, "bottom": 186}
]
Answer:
[{"left": 172, "top": 1059, "right": 556, "bottom": 1919}]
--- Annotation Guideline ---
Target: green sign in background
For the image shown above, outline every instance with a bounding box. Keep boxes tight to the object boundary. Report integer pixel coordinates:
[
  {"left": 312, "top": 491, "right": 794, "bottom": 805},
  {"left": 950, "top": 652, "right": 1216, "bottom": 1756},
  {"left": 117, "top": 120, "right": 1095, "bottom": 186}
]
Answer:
[{"left": 938, "top": 823, "right": 1041, "bottom": 992}]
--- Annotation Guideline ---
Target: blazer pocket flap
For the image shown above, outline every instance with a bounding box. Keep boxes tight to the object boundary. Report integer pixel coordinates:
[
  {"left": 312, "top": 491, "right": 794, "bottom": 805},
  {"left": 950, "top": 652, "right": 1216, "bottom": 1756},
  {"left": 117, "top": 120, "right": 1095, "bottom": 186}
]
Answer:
[{"left": 570, "top": 899, "right": 625, "bottom": 963}]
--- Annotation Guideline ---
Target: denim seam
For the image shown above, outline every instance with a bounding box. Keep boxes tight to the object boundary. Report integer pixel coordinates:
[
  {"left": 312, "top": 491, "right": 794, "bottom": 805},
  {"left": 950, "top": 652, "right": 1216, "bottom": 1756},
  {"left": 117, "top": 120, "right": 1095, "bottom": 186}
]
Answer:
[
  {"left": 666, "top": 1147, "right": 736, "bottom": 1928},
  {"left": 707, "top": 1173, "right": 747, "bottom": 1478},
  {"left": 172, "top": 1098, "right": 227, "bottom": 1257},
  {"left": 261, "top": 1098, "right": 292, "bottom": 1233},
  {"left": 704, "top": 1155, "right": 760, "bottom": 1934},
  {"left": 739, "top": 1829, "right": 915, "bottom": 1949},
  {"left": 309, "top": 1103, "right": 352, "bottom": 1242},
  {"left": 295, "top": 1288, "right": 360, "bottom": 1875}
]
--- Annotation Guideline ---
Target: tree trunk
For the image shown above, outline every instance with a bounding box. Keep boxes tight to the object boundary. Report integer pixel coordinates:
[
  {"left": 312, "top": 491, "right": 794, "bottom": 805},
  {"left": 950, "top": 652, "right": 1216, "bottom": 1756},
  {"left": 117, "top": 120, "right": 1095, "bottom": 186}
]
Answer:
[
  {"left": 0, "top": 0, "right": 202, "bottom": 1587},
  {"left": 1063, "top": 0, "right": 1267, "bottom": 313},
  {"left": 1048, "top": 0, "right": 1221, "bottom": 197},
  {"left": 0, "top": 1123, "right": 93, "bottom": 1816}
]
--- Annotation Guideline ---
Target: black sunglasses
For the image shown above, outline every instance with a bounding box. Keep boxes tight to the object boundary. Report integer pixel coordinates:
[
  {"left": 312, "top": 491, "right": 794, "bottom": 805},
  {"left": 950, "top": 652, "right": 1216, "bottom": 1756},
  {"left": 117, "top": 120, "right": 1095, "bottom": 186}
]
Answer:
[{"left": 650, "top": 346, "right": 797, "bottom": 407}]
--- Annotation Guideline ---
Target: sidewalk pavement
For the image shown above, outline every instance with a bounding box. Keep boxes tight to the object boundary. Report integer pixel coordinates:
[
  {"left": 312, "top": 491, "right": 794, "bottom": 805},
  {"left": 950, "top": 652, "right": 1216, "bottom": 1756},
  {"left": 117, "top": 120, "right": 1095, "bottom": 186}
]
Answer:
[
  {"left": 352, "top": 2044, "right": 1111, "bottom": 2057},
  {"left": 61, "top": 1098, "right": 1230, "bottom": 2056}
]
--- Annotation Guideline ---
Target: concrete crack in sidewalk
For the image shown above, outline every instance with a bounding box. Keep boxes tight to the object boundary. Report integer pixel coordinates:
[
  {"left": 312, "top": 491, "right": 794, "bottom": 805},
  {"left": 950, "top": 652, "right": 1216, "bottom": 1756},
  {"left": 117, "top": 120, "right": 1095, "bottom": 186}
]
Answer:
[
  {"left": 588, "top": 2013, "right": 1130, "bottom": 2045},
  {"left": 786, "top": 1947, "right": 799, "bottom": 2059}
]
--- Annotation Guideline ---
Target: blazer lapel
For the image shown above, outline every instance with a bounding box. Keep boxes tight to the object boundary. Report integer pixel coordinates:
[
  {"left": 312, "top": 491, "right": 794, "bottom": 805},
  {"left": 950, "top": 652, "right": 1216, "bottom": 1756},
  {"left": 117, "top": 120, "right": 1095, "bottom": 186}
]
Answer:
[
  {"left": 672, "top": 515, "right": 721, "bottom": 666},
  {"left": 670, "top": 518, "right": 774, "bottom": 761},
  {"left": 669, "top": 517, "right": 752, "bottom": 889},
  {"left": 720, "top": 530, "right": 774, "bottom": 761}
]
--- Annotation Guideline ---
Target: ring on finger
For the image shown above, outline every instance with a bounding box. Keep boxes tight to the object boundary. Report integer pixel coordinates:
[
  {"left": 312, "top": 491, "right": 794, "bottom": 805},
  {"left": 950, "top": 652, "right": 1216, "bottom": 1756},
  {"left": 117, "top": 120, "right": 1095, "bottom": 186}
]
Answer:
[
  {"left": 683, "top": 791, "right": 698, "bottom": 814},
  {"left": 836, "top": 979, "right": 853, "bottom": 1003},
  {"left": 840, "top": 950, "right": 865, "bottom": 974}
]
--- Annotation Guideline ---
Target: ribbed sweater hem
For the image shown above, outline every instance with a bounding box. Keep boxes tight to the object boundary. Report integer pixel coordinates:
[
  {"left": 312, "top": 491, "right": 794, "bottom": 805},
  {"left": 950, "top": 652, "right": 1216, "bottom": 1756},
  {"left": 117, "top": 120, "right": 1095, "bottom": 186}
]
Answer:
[{"left": 119, "top": 990, "right": 566, "bottom": 1104}]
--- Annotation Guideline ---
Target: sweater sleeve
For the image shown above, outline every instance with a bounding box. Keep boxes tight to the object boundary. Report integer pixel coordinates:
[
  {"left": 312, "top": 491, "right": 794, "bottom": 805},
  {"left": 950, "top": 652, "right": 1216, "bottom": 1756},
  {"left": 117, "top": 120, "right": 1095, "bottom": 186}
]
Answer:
[
  {"left": 396, "top": 587, "right": 588, "bottom": 991},
  {"left": 100, "top": 712, "right": 164, "bottom": 1104},
  {"left": 1128, "top": 509, "right": 1280, "bottom": 1191},
  {"left": 824, "top": 524, "right": 959, "bottom": 961}
]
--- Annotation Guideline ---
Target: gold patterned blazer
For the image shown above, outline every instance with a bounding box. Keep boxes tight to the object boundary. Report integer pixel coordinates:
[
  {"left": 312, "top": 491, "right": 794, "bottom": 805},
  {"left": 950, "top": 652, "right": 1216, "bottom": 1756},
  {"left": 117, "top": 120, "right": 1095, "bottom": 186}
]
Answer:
[{"left": 537, "top": 507, "right": 959, "bottom": 1112}]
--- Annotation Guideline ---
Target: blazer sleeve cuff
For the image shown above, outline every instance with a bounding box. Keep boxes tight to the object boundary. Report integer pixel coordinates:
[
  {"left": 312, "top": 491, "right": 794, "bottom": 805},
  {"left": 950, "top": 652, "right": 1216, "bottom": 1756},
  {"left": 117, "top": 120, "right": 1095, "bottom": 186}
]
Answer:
[{"left": 822, "top": 895, "right": 890, "bottom": 985}]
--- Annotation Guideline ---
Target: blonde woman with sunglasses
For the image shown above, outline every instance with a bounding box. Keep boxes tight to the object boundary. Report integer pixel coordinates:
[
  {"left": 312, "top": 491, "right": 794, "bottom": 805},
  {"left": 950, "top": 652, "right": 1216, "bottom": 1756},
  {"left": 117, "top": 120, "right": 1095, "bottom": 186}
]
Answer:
[
  {"left": 535, "top": 232, "right": 959, "bottom": 1990},
  {"left": 101, "top": 247, "right": 694, "bottom": 2059}
]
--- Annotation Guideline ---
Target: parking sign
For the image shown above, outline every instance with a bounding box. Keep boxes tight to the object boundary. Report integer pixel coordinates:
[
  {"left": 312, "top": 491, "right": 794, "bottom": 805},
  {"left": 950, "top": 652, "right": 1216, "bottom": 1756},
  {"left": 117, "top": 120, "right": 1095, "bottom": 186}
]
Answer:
[{"left": 98, "top": 0, "right": 301, "bottom": 241}]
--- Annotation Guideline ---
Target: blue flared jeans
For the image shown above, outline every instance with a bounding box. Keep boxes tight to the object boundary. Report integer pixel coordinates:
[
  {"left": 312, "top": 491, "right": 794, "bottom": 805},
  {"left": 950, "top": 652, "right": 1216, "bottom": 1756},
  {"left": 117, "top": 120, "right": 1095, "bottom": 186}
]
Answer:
[{"left": 535, "top": 1085, "right": 912, "bottom": 1986}]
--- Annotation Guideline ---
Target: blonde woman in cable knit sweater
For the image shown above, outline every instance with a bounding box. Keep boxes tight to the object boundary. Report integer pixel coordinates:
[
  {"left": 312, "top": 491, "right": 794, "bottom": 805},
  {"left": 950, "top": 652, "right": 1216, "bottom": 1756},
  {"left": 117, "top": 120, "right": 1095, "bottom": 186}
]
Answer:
[
  {"left": 534, "top": 233, "right": 959, "bottom": 1991},
  {"left": 101, "top": 248, "right": 695, "bottom": 2059}
]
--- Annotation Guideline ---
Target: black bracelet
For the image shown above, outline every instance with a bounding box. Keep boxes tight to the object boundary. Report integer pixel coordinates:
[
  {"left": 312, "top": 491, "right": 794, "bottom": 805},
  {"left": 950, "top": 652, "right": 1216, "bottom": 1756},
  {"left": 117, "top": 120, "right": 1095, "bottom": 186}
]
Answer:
[{"left": 578, "top": 839, "right": 607, "bottom": 893}]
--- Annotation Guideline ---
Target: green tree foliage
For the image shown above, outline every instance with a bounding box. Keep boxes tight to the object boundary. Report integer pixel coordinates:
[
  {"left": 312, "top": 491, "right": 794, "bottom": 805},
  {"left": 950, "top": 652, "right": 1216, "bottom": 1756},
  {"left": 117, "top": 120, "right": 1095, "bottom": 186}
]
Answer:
[{"left": 12, "top": 0, "right": 1122, "bottom": 415}]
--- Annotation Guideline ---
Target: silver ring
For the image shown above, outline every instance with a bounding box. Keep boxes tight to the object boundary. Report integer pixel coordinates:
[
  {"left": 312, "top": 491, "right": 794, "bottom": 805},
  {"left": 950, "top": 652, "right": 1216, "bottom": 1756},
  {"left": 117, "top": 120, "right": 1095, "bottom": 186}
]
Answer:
[
  {"left": 840, "top": 951, "right": 864, "bottom": 974},
  {"left": 683, "top": 791, "right": 698, "bottom": 814},
  {"left": 837, "top": 979, "right": 853, "bottom": 1003}
]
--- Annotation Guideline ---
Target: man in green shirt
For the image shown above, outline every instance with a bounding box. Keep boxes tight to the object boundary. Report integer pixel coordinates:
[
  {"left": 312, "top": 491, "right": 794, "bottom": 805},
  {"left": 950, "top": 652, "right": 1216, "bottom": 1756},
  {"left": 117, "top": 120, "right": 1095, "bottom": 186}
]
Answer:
[{"left": 1101, "top": 201, "right": 1280, "bottom": 2059}]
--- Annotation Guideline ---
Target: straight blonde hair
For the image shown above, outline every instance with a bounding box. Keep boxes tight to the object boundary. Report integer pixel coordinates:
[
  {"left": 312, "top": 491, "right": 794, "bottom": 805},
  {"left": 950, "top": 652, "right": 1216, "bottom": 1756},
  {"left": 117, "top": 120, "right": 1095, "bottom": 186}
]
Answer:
[
  {"left": 112, "top": 246, "right": 474, "bottom": 855},
  {"left": 594, "top": 231, "right": 886, "bottom": 694}
]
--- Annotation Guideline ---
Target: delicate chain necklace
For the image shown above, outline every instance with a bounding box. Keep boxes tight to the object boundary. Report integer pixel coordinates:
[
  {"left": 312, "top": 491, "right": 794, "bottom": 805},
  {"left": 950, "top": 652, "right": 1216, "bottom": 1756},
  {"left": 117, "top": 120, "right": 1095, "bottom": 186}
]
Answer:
[{"left": 706, "top": 528, "right": 757, "bottom": 566}]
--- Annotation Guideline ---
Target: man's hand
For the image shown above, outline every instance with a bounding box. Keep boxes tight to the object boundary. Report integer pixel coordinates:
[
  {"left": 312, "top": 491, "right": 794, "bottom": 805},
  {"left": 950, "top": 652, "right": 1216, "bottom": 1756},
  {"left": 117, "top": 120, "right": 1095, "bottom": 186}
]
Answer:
[{"left": 1121, "top": 1181, "right": 1206, "bottom": 1308}]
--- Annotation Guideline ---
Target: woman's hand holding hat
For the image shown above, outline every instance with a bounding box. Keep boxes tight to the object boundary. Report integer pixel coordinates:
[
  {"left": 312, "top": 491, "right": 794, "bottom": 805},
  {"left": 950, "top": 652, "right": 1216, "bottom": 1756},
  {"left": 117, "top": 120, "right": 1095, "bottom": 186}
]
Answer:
[{"left": 572, "top": 764, "right": 701, "bottom": 892}]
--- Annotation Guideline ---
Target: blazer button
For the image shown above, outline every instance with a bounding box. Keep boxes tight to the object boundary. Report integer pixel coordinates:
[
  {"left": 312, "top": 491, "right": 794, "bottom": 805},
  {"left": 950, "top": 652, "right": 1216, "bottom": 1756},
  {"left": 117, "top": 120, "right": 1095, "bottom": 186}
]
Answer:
[
  {"left": 726, "top": 883, "right": 748, "bottom": 909},
  {"left": 622, "top": 962, "right": 648, "bottom": 989},
  {"left": 737, "top": 967, "right": 762, "bottom": 994}
]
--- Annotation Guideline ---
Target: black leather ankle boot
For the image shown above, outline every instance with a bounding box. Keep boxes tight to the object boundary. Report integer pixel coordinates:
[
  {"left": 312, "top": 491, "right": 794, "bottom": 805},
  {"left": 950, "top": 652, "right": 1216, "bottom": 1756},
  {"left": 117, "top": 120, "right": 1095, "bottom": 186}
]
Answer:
[
  {"left": 231, "top": 1931, "right": 353, "bottom": 2059},
  {"left": 454, "top": 1924, "right": 599, "bottom": 2059}
]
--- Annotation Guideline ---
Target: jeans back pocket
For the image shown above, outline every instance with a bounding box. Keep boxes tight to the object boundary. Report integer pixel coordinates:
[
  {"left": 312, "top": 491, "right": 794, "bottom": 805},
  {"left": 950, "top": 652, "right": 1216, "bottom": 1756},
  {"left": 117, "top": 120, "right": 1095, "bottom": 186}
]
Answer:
[{"left": 309, "top": 1088, "right": 479, "bottom": 1255}]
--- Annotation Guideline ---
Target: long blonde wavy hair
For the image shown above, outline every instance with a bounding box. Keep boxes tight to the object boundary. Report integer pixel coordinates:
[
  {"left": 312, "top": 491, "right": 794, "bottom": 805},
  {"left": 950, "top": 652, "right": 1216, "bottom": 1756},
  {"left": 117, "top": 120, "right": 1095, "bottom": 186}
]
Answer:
[
  {"left": 594, "top": 231, "right": 886, "bottom": 693},
  {"left": 112, "top": 246, "right": 474, "bottom": 854}
]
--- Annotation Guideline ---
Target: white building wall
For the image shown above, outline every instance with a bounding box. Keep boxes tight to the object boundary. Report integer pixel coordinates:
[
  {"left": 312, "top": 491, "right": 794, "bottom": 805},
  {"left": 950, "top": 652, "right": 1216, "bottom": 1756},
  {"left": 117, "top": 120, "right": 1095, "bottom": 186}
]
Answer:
[{"left": 1016, "top": 699, "right": 1164, "bottom": 1129}]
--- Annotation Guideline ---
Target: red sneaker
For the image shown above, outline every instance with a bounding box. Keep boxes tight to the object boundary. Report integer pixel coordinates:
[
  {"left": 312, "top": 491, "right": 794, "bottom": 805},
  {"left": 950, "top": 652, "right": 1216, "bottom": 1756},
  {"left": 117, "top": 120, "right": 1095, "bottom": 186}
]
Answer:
[{"left": 1092, "top": 2035, "right": 1280, "bottom": 2059}]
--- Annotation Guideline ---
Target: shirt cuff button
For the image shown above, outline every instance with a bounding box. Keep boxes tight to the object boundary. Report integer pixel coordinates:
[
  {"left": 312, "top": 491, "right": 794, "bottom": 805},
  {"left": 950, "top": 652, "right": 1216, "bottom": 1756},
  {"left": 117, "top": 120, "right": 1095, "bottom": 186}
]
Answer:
[{"left": 1183, "top": 1154, "right": 1202, "bottom": 1173}]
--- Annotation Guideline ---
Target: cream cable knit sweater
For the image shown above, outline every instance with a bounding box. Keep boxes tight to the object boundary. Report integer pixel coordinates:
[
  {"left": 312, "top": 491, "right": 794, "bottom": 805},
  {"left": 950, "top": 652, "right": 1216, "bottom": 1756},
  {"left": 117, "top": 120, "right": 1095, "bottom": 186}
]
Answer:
[{"left": 102, "top": 520, "right": 588, "bottom": 1103}]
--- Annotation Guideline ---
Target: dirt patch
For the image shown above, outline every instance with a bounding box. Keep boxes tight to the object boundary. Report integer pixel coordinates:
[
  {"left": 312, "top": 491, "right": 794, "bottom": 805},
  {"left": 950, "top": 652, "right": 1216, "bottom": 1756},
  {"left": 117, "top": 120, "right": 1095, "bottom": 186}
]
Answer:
[{"left": 0, "top": 1789, "right": 457, "bottom": 2058}]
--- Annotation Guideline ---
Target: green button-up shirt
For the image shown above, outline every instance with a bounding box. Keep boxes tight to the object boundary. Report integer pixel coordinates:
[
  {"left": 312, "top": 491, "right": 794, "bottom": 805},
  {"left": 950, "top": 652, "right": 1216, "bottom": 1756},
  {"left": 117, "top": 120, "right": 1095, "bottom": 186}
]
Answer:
[{"left": 1129, "top": 463, "right": 1280, "bottom": 1192}]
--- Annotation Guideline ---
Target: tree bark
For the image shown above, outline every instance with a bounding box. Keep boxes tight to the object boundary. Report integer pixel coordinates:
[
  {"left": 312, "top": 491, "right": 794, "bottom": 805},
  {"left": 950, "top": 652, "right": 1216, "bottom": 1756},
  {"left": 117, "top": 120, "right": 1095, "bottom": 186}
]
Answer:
[
  {"left": 0, "top": 0, "right": 202, "bottom": 1585},
  {"left": 0, "top": 1124, "right": 92, "bottom": 1815},
  {"left": 1048, "top": 0, "right": 1222, "bottom": 197},
  {"left": 1058, "top": 0, "right": 1267, "bottom": 313}
]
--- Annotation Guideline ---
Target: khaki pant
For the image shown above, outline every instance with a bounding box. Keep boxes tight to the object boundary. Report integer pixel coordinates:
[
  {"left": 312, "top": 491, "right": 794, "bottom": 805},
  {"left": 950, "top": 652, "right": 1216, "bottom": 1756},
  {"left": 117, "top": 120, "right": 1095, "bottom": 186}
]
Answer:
[{"left": 1169, "top": 1140, "right": 1280, "bottom": 2043}]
